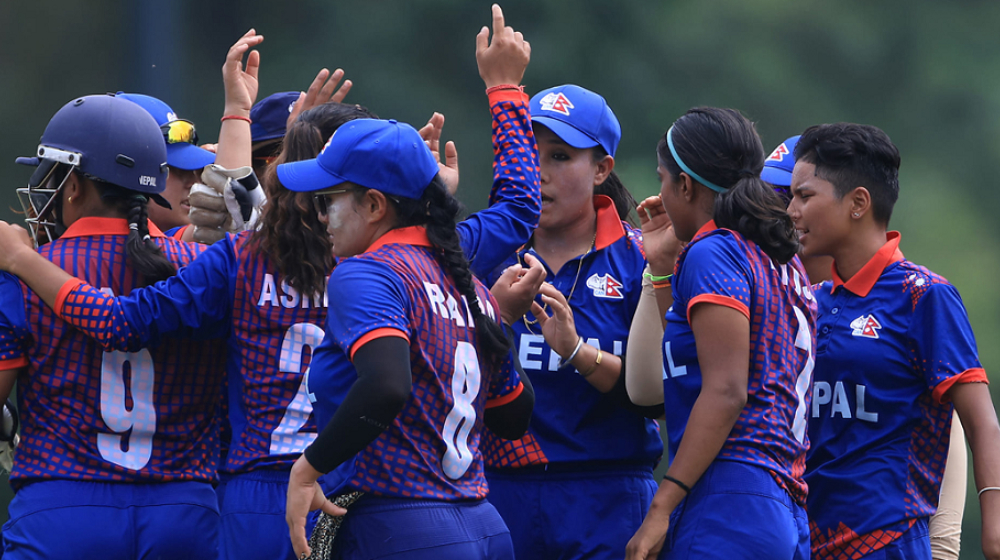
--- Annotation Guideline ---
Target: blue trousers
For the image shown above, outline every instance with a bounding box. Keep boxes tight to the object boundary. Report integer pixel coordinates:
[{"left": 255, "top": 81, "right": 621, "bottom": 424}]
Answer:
[
  {"left": 487, "top": 464, "right": 657, "bottom": 560},
  {"left": 2, "top": 480, "right": 219, "bottom": 559},
  {"left": 219, "top": 470, "right": 318, "bottom": 560},
  {"left": 661, "top": 460, "right": 809, "bottom": 560},
  {"left": 331, "top": 495, "right": 514, "bottom": 559}
]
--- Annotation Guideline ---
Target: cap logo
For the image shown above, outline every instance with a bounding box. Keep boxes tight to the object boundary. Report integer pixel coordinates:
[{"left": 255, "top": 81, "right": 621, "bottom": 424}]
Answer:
[
  {"left": 320, "top": 131, "right": 337, "bottom": 155},
  {"left": 540, "top": 92, "right": 574, "bottom": 116},
  {"left": 287, "top": 102, "right": 295, "bottom": 113},
  {"left": 166, "top": 111, "right": 177, "bottom": 122},
  {"left": 767, "top": 143, "right": 790, "bottom": 162}
]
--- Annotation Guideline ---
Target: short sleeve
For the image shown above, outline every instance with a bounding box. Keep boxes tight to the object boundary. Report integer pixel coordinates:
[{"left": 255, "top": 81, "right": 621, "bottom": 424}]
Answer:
[
  {"left": 485, "top": 347, "right": 524, "bottom": 408},
  {"left": 907, "top": 283, "right": 986, "bottom": 403},
  {"left": 327, "top": 258, "right": 411, "bottom": 359},
  {"left": 0, "top": 273, "right": 29, "bottom": 370},
  {"left": 675, "top": 233, "right": 753, "bottom": 322}
]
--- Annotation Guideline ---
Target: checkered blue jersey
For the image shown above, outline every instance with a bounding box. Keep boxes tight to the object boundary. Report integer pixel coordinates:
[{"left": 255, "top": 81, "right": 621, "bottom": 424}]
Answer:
[
  {"left": 806, "top": 232, "right": 987, "bottom": 559},
  {"left": 0, "top": 218, "right": 227, "bottom": 488},
  {"left": 481, "top": 196, "right": 663, "bottom": 468},
  {"left": 0, "top": 272, "right": 29, "bottom": 371},
  {"left": 312, "top": 227, "right": 524, "bottom": 501},
  {"left": 662, "top": 221, "right": 816, "bottom": 506}
]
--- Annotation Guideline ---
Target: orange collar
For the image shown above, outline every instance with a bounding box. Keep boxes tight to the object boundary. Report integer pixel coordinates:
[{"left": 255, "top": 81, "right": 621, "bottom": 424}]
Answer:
[
  {"left": 60, "top": 217, "right": 166, "bottom": 240},
  {"left": 831, "top": 231, "right": 904, "bottom": 298},
  {"left": 692, "top": 219, "right": 718, "bottom": 240},
  {"left": 364, "top": 225, "right": 432, "bottom": 254},
  {"left": 593, "top": 195, "right": 626, "bottom": 251}
]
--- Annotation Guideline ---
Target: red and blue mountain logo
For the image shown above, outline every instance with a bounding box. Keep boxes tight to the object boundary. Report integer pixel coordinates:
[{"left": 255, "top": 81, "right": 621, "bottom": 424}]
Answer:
[
  {"left": 767, "top": 142, "right": 790, "bottom": 162},
  {"left": 539, "top": 92, "right": 574, "bottom": 116},
  {"left": 586, "top": 273, "right": 624, "bottom": 299},
  {"left": 850, "top": 314, "right": 882, "bottom": 339}
]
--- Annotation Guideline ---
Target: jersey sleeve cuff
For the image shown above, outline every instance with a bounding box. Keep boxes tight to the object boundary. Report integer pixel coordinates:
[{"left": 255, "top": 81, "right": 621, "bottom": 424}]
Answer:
[
  {"left": 349, "top": 328, "right": 410, "bottom": 361},
  {"left": 485, "top": 382, "right": 524, "bottom": 409},
  {"left": 54, "top": 278, "right": 87, "bottom": 316},
  {"left": 488, "top": 90, "right": 529, "bottom": 105},
  {"left": 686, "top": 294, "right": 750, "bottom": 323},
  {"left": 0, "top": 356, "right": 28, "bottom": 371},
  {"left": 933, "top": 367, "right": 989, "bottom": 404}
]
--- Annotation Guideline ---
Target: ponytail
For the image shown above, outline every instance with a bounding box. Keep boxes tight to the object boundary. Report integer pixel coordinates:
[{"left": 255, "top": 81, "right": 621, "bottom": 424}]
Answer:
[
  {"left": 657, "top": 107, "right": 798, "bottom": 264},
  {"left": 391, "top": 176, "right": 510, "bottom": 365},
  {"left": 84, "top": 174, "right": 177, "bottom": 285}
]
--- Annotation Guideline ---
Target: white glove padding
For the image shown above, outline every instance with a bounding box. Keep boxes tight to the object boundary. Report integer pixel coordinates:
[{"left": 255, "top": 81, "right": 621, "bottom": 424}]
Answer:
[
  {"left": 189, "top": 165, "right": 267, "bottom": 244},
  {"left": 0, "top": 401, "right": 19, "bottom": 474},
  {"left": 0, "top": 434, "right": 18, "bottom": 474}
]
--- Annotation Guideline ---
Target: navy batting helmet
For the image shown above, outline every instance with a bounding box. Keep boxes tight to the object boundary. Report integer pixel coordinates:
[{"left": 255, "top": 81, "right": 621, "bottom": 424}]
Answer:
[{"left": 17, "top": 94, "right": 170, "bottom": 244}]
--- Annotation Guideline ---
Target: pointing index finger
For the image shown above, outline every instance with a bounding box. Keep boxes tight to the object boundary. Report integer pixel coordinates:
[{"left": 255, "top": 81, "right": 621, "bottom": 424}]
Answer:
[{"left": 492, "top": 4, "right": 505, "bottom": 39}]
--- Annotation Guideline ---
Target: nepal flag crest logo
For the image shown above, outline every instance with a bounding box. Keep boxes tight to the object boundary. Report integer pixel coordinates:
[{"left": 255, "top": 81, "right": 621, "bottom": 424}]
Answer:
[
  {"left": 586, "top": 273, "right": 624, "bottom": 299},
  {"left": 850, "top": 314, "right": 882, "bottom": 339},
  {"left": 539, "top": 92, "right": 574, "bottom": 116}
]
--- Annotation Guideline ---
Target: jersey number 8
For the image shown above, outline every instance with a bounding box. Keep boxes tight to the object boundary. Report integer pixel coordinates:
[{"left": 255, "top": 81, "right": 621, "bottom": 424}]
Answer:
[{"left": 441, "top": 341, "right": 482, "bottom": 480}]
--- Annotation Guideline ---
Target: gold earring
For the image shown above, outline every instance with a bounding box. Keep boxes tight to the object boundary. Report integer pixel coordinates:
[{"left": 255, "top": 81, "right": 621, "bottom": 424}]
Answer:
[{"left": 68, "top": 196, "right": 73, "bottom": 203}]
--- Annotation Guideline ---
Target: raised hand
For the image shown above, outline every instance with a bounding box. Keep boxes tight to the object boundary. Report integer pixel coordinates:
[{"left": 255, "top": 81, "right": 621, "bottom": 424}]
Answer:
[
  {"left": 222, "top": 29, "right": 264, "bottom": 119},
  {"left": 287, "top": 68, "right": 354, "bottom": 130},
  {"left": 491, "top": 253, "right": 546, "bottom": 325},
  {"left": 417, "top": 112, "right": 459, "bottom": 195},
  {"left": 530, "top": 283, "right": 580, "bottom": 361},
  {"left": 475, "top": 4, "right": 531, "bottom": 88},
  {"left": 637, "top": 195, "right": 682, "bottom": 276}
]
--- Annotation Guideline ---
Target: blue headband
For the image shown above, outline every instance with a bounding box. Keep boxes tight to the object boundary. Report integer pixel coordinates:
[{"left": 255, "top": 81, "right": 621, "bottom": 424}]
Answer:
[{"left": 665, "top": 125, "right": 726, "bottom": 193}]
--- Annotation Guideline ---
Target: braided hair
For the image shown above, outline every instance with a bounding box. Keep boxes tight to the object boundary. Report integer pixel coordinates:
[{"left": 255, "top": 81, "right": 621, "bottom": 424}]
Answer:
[
  {"left": 89, "top": 175, "right": 177, "bottom": 285},
  {"left": 383, "top": 176, "right": 510, "bottom": 365}
]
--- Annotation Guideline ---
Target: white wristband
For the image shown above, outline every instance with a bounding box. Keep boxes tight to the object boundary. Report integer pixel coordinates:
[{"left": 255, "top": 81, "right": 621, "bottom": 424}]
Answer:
[
  {"left": 978, "top": 486, "right": 1000, "bottom": 497},
  {"left": 558, "top": 337, "right": 584, "bottom": 369}
]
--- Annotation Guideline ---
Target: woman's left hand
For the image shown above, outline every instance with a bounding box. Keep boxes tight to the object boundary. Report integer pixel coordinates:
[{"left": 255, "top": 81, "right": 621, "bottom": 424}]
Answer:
[
  {"left": 286, "top": 67, "right": 353, "bottom": 131},
  {"left": 222, "top": 29, "right": 264, "bottom": 119},
  {"left": 625, "top": 506, "right": 671, "bottom": 560},
  {"left": 530, "top": 282, "right": 579, "bottom": 360},
  {"left": 417, "top": 112, "right": 459, "bottom": 196},
  {"left": 286, "top": 454, "right": 348, "bottom": 559}
]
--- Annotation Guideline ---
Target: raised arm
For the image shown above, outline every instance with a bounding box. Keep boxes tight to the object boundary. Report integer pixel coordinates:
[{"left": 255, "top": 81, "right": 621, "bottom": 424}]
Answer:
[{"left": 457, "top": 5, "right": 540, "bottom": 278}]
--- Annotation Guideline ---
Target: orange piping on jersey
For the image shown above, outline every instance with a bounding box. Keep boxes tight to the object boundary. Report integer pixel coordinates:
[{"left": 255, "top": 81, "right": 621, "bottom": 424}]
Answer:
[
  {"left": 53, "top": 278, "right": 86, "bottom": 316},
  {"left": 364, "top": 226, "right": 433, "bottom": 254},
  {"left": 831, "top": 231, "right": 904, "bottom": 298},
  {"left": 692, "top": 219, "right": 718, "bottom": 240},
  {"left": 59, "top": 217, "right": 166, "bottom": 240},
  {"left": 593, "top": 195, "right": 627, "bottom": 251},
  {"left": 349, "top": 328, "right": 410, "bottom": 361},
  {"left": 485, "top": 382, "right": 524, "bottom": 409},
  {"left": 687, "top": 293, "right": 750, "bottom": 323},
  {"left": 933, "top": 367, "right": 989, "bottom": 404},
  {"left": 0, "top": 357, "right": 28, "bottom": 371},
  {"left": 488, "top": 90, "right": 529, "bottom": 105}
]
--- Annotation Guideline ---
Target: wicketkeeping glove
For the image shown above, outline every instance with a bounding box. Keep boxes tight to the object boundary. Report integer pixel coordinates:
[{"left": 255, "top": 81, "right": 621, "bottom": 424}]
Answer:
[{"left": 188, "top": 165, "right": 267, "bottom": 244}]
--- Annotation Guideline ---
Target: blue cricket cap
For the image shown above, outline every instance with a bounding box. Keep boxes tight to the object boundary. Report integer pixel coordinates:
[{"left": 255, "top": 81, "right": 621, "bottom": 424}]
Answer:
[
  {"left": 761, "top": 135, "right": 801, "bottom": 188},
  {"left": 277, "top": 119, "right": 439, "bottom": 200},
  {"left": 115, "top": 92, "right": 215, "bottom": 171},
  {"left": 250, "top": 91, "right": 301, "bottom": 143},
  {"left": 530, "top": 84, "right": 621, "bottom": 157}
]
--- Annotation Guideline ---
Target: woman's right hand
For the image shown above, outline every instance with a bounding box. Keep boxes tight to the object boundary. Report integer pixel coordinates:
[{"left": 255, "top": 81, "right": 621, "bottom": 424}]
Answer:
[
  {"left": 417, "top": 112, "right": 459, "bottom": 196},
  {"left": 222, "top": 29, "right": 264, "bottom": 120},
  {"left": 475, "top": 4, "right": 531, "bottom": 89},
  {"left": 637, "top": 196, "right": 682, "bottom": 276},
  {"left": 0, "top": 222, "right": 36, "bottom": 272}
]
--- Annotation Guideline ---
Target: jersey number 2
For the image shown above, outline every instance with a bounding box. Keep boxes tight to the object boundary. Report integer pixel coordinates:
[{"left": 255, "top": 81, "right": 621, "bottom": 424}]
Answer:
[
  {"left": 441, "top": 341, "right": 481, "bottom": 480},
  {"left": 98, "top": 349, "right": 156, "bottom": 470},
  {"left": 270, "top": 322, "right": 324, "bottom": 455}
]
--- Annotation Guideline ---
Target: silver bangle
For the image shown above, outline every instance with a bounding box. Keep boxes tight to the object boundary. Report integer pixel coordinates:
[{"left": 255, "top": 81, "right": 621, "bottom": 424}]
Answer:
[
  {"left": 978, "top": 486, "right": 1000, "bottom": 497},
  {"left": 558, "top": 337, "right": 584, "bottom": 369}
]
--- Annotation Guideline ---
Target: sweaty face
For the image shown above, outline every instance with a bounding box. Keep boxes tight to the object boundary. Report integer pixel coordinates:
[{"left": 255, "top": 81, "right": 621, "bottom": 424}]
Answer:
[
  {"left": 534, "top": 125, "right": 600, "bottom": 231},
  {"left": 147, "top": 167, "right": 197, "bottom": 231},
  {"left": 787, "top": 161, "right": 853, "bottom": 258},
  {"left": 316, "top": 186, "right": 368, "bottom": 258}
]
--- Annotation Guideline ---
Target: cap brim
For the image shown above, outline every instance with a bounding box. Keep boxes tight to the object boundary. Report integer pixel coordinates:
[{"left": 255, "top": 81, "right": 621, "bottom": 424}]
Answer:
[
  {"left": 531, "top": 117, "right": 600, "bottom": 150},
  {"left": 16, "top": 157, "right": 40, "bottom": 167},
  {"left": 761, "top": 166, "right": 793, "bottom": 188},
  {"left": 276, "top": 158, "right": 346, "bottom": 192},
  {"left": 166, "top": 143, "right": 216, "bottom": 170}
]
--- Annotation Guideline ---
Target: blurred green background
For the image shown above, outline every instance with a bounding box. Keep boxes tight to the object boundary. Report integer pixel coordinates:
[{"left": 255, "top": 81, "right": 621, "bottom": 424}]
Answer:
[{"left": 2, "top": 0, "right": 999, "bottom": 557}]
